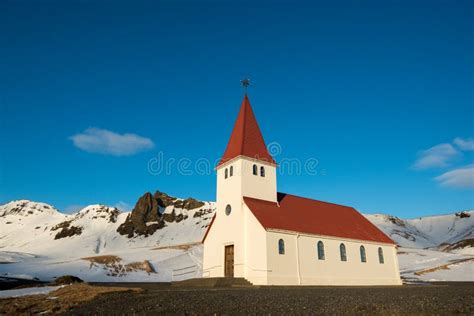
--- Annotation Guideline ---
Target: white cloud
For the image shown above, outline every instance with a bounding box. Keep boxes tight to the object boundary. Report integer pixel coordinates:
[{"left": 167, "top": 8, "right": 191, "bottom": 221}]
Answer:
[
  {"left": 412, "top": 143, "right": 459, "bottom": 170},
  {"left": 114, "top": 201, "right": 132, "bottom": 212},
  {"left": 453, "top": 137, "right": 474, "bottom": 151},
  {"left": 70, "top": 128, "right": 154, "bottom": 156},
  {"left": 435, "top": 165, "right": 474, "bottom": 188}
]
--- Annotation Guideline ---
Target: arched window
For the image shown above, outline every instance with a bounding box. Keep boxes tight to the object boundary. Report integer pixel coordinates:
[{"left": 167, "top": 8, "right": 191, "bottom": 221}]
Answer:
[
  {"left": 340, "top": 243, "right": 347, "bottom": 261},
  {"left": 260, "top": 166, "right": 265, "bottom": 177},
  {"left": 225, "top": 204, "right": 232, "bottom": 216},
  {"left": 229, "top": 166, "right": 233, "bottom": 177},
  {"left": 378, "top": 247, "right": 384, "bottom": 264},
  {"left": 278, "top": 239, "right": 285, "bottom": 255},
  {"left": 253, "top": 164, "right": 257, "bottom": 175},
  {"left": 225, "top": 168, "right": 228, "bottom": 179},
  {"left": 317, "top": 241, "right": 325, "bottom": 260},
  {"left": 360, "top": 245, "right": 367, "bottom": 263}
]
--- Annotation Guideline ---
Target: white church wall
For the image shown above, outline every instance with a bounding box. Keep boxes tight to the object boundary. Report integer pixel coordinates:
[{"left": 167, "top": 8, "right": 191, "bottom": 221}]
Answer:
[
  {"left": 239, "top": 157, "right": 277, "bottom": 203},
  {"left": 265, "top": 231, "right": 300, "bottom": 285},
  {"left": 222, "top": 156, "right": 277, "bottom": 202},
  {"left": 203, "top": 161, "right": 246, "bottom": 278},
  {"left": 204, "top": 157, "right": 277, "bottom": 278},
  {"left": 242, "top": 204, "right": 268, "bottom": 285},
  {"left": 266, "top": 230, "right": 402, "bottom": 286}
]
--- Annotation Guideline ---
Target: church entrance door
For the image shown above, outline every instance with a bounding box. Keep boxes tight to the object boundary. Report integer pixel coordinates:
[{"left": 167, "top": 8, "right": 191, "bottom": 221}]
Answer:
[{"left": 224, "top": 245, "right": 234, "bottom": 277}]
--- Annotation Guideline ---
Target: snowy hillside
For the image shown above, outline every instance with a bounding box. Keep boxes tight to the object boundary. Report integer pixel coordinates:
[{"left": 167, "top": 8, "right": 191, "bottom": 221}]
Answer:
[
  {"left": 0, "top": 196, "right": 473, "bottom": 283},
  {"left": 0, "top": 195, "right": 214, "bottom": 282},
  {"left": 365, "top": 211, "right": 473, "bottom": 282},
  {"left": 365, "top": 211, "right": 473, "bottom": 254}
]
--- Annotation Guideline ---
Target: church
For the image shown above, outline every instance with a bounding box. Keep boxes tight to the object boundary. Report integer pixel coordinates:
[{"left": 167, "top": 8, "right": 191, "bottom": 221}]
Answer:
[{"left": 202, "top": 95, "right": 402, "bottom": 286}]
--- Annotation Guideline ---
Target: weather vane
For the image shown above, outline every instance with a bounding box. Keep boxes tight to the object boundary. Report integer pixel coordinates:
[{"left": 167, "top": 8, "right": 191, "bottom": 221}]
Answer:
[{"left": 241, "top": 78, "right": 251, "bottom": 91}]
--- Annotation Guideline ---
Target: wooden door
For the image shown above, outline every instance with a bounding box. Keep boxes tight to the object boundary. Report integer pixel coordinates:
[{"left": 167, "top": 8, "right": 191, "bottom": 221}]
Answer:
[{"left": 224, "top": 245, "right": 234, "bottom": 277}]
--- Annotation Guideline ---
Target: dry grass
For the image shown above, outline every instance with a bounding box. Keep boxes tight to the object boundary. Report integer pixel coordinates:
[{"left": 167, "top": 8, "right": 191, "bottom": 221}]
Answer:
[
  {"left": 152, "top": 242, "right": 201, "bottom": 251},
  {"left": 414, "top": 257, "right": 474, "bottom": 276},
  {"left": 0, "top": 283, "right": 142, "bottom": 315},
  {"left": 126, "top": 260, "right": 155, "bottom": 273},
  {"left": 82, "top": 255, "right": 122, "bottom": 265},
  {"left": 82, "top": 255, "right": 155, "bottom": 276}
]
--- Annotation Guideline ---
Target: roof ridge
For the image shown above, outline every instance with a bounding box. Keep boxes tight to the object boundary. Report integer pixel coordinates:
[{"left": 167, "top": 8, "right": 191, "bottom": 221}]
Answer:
[{"left": 277, "top": 192, "right": 355, "bottom": 209}]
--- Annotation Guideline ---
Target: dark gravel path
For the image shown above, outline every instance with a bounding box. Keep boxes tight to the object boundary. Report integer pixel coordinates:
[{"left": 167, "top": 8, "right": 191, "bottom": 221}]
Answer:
[{"left": 68, "top": 282, "right": 474, "bottom": 315}]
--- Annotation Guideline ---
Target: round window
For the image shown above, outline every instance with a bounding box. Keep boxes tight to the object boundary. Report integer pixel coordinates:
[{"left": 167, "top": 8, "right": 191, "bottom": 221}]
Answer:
[{"left": 225, "top": 204, "right": 232, "bottom": 216}]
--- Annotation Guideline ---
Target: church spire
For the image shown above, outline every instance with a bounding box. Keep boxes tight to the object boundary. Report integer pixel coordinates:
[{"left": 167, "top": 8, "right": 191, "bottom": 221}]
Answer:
[{"left": 217, "top": 95, "right": 275, "bottom": 167}]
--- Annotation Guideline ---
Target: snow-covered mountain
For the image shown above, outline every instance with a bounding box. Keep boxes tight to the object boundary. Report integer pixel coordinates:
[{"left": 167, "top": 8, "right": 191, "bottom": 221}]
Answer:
[
  {"left": 365, "top": 211, "right": 473, "bottom": 282},
  {"left": 0, "top": 194, "right": 214, "bottom": 282},
  {"left": 0, "top": 195, "right": 472, "bottom": 283},
  {"left": 365, "top": 211, "right": 473, "bottom": 254}
]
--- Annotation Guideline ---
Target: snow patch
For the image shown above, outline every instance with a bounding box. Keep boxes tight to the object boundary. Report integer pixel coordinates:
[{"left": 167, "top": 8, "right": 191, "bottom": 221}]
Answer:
[{"left": 0, "top": 285, "right": 64, "bottom": 298}]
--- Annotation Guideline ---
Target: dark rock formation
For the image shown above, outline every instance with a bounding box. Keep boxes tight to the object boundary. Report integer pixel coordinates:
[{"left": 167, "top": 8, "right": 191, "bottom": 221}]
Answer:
[
  {"left": 443, "top": 238, "right": 474, "bottom": 251},
  {"left": 388, "top": 215, "right": 405, "bottom": 227},
  {"left": 154, "top": 191, "right": 178, "bottom": 208},
  {"left": 193, "top": 208, "right": 213, "bottom": 218},
  {"left": 455, "top": 211, "right": 471, "bottom": 218},
  {"left": 55, "top": 225, "right": 83, "bottom": 239},
  {"left": 117, "top": 190, "right": 206, "bottom": 238},
  {"left": 176, "top": 198, "right": 205, "bottom": 210},
  {"left": 51, "top": 220, "right": 83, "bottom": 239},
  {"left": 153, "top": 191, "right": 205, "bottom": 210},
  {"left": 162, "top": 210, "right": 188, "bottom": 223},
  {"left": 89, "top": 205, "right": 120, "bottom": 223},
  {"left": 117, "top": 192, "right": 164, "bottom": 238}
]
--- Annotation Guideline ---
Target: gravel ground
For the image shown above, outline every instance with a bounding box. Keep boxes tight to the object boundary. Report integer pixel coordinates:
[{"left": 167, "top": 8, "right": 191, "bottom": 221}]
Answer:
[{"left": 69, "top": 282, "right": 474, "bottom": 315}]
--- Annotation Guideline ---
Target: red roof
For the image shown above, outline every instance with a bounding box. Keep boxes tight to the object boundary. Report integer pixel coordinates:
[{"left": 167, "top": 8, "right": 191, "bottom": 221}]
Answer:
[
  {"left": 244, "top": 193, "right": 395, "bottom": 245},
  {"left": 201, "top": 214, "right": 216, "bottom": 243},
  {"left": 218, "top": 95, "right": 275, "bottom": 167}
]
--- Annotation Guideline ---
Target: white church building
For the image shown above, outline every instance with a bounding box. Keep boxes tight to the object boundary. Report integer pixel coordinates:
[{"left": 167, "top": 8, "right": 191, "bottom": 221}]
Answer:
[{"left": 202, "top": 95, "right": 402, "bottom": 286}]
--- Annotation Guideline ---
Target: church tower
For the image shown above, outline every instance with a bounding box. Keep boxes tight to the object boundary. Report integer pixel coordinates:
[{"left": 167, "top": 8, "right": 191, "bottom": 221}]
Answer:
[
  {"left": 203, "top": 94, "right": 277, "bottom": 279},
  {"left": 216, "top": 94, "right": 277, "bottom": 213}
]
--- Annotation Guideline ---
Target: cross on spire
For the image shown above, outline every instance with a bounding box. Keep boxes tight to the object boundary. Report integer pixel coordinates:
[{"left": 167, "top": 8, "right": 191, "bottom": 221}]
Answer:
[{"left": 240, "top": 78, "right": 251, "bottom": 91}]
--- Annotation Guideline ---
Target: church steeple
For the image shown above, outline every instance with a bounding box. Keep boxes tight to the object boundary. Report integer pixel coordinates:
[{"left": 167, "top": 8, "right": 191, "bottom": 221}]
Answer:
[{"left": 218, "top": 95, "right": 275, "bottom": 167}]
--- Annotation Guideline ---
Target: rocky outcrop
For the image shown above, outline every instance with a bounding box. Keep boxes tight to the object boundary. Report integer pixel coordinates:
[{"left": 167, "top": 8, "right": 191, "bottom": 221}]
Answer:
[
  {"left": 87, "top": 205, "right": 120, "bottom": 223},
  {"left": 163, "top": 209, "right": 188, "bottom": 223},
  {"left": 388, "top": 215, "right": 405, "bottom": 227},
  {"left": 116, "top": 191, "right": 206, "bottom": 238},
  {"left": 193, "top": 208, "right": 213, "bottom": 218},
  {"left": 456, "top": 211, "right": 471, "bottom": 218},
  {"left": 116, "top": 192, "right": 164, "bottom": 237},
  {"left": 0, "top": 200, "right": 61, "bottom": 218},
  {"left": 51, "top": 220, "right": 83, "bottom": 239},
  {"left": 154, "top": 191, "right": 205, "bottom": 210}
]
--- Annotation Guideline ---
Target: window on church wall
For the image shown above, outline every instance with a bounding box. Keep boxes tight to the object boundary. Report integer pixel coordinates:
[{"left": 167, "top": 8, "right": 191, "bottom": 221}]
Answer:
[
  {"left": 317, "top": 241, "right": 325, "bottom": 260},
  {"left": 260, "top": 166, "right": 265, "bottom": 177},
  {"left": 378, "top": 247, "right": 384, "bottom": 264},
  {"left": 340, "top": 243, "right": 347, "bottom": 261},
  {"left": 360, "top": 245, "right": 367, "bottom": 263},
  {"left": 278, "top": 239, "right": 285, "bottom": 255},
  {"left": 229, "top": 166, "right": 233, "bottom": 177},
  {"left": 253, "top": 164, "right": 257, "bottom": 175},
  {"left": 225, "top": 168, "right": 228, "bottom": 179},
  {"left": 225, "top": 204, "right": 232, "bottom": 216}
]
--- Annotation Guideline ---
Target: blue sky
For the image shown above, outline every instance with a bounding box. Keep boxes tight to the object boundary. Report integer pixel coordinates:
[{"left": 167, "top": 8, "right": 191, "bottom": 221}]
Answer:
[{"left": 1, "top": 1, "right": 473, "bottom": 217}]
